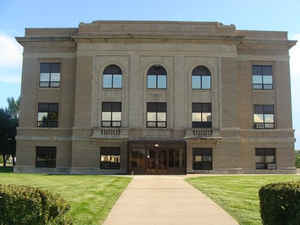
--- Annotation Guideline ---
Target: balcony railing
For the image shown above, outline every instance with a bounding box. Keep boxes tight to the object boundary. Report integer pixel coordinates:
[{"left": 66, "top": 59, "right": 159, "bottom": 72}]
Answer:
[
  {"left": 192, "top": 128, "right": 213, "bottom": 137},
  {"left": 91, "top": 127, "right": 128, "bottom": 139},
  {"left": 185, "top": 128, "right": 220, "bottom": 139}
]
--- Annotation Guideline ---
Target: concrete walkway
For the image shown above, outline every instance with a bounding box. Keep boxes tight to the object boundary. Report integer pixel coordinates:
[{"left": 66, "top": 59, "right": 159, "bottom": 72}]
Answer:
[{"left": 103, "top": 176, "right": 239, "bottom": 225}]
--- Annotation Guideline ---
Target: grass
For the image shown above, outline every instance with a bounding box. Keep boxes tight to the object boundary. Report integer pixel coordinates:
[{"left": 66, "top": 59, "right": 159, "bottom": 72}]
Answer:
[
  {"left": 0, "top": 173, "right": 131, "bottom": 225},
  {"left": 186, "top": 175, "right": 300, "bottom": 225}
]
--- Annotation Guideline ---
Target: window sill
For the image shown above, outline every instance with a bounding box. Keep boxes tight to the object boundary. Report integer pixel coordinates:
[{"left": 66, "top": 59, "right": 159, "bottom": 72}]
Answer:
[{"left": 39, "top": 87, "right": 60, "bottom": 90}]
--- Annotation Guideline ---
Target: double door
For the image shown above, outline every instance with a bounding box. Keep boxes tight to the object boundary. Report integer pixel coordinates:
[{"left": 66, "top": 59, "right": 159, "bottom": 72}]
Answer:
[{"left": 129, "top": 141, "right": 186, "bottom": 175}]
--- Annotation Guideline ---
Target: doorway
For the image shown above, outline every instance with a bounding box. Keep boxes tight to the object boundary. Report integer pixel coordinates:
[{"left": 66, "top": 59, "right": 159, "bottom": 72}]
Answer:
[{"left": 128, "top": 141, "right": 186, "bottom": 174}]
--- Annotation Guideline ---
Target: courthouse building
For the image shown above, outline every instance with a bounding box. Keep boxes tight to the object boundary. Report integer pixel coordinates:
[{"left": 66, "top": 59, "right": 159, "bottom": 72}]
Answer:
[{"left": 15, "top": 21, "right": 296, "bottom": 174}]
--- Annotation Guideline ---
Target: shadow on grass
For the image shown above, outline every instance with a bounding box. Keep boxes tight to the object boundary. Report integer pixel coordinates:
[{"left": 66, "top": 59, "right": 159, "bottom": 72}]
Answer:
[{"left": 0, "top": 167, "right": 13, "bottom": 173}]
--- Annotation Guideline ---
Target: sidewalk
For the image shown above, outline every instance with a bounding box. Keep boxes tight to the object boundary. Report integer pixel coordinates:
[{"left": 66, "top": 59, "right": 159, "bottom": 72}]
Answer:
[{"left": 103, "top": 175, "right": 239, "bottom": 225}]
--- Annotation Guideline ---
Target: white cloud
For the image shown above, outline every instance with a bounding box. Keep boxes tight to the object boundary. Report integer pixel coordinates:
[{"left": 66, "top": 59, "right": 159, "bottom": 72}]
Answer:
[{"left": 0, "top": 33, "right": 23, "bottom": 68}]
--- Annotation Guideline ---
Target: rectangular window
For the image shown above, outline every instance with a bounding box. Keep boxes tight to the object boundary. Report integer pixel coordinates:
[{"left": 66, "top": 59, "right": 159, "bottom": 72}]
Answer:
[
  {"left": 192, "top": 75, "right": 211, "bottom": 89},
  {"left": 252, "top": 65, "right": 273, "bottom": 90},
  {"left": 36, "top": 147, "right": 56, "bottom": 168},
  {"left": 256, "top": 148, "right": 276, "bottom": 169},
  {"left": 193, "top": 148, "right": 212, "bottom": 170},
  {"left": 100, "top": 147, "right": 120, "bottom": 169},
  {"left": 254, "top": 105, "right": 275, "bottom": 129},
  {"left": 40, "top": 63, "right": 61, "bottom": 88},
  {"left": 146, "top": 102, "right": 167, "bottom": 128},
  {"left": 101, "top": 102, "right": 121, "bottom": 127},
  {"left": 192, "top": 103, "right": 212, "bottom": 128},
  {"left": 103, "top": 74, "right": 122, "bottom": 88},
  {"left": 37, "top": 103, "right": 59, "bottom": 127},
  {"left": 147, "top": 75, "right": 167, "bottom": 89}
]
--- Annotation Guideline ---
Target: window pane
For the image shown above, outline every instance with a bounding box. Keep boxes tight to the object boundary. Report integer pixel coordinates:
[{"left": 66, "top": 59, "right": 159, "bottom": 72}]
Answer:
[
  {"left": 192, "top": 113, "right": 202, "bottom": 122},
  {"left": 102, "top": 112, "right": 111, "bottom": 121},
  {"left": 266, "top": 155, "right": 275, "bottom": 163},
  {"left": 256, "top": 155, "right": 265, "bottom": 163},
  {"left": 157, "top": 122, "right": 166, "bottom": 128},
  {"left": 103, "top": 75, "right": 112, "bottom": 88},
  {"left": 40, "top": 81, "right": 49, "bottom": 88},
  {"left": 102, "top": 121, "right": 111, "bottom": 127},
  {"left": 263, "top": 75, "right": 272, "bottom": 84},
  {"left": 264, "top": 114, "right": 274, "bottom": 123},
  {"left": 253, "top": 75, "right": 262, "bottom": 84},
  {"left": 112, "top": 121, "right": 121, "bottom": 127},
  {"left": 147, "top": 121, "right": 156, "bottom": 127},
  {"left": 254, "top": 114, "right": 264, "bottom": 123},
  {"left": 264, "top": 105, "right": 274, "bottom": 114},
  {"left": 157, "top": 112, "right": 166, "bottom": 121},
  {"left": 147, "top": 112, "right": 156, "bottom": 121},
  {"left": 40, "top": 63, "right": 50, "bottom": 73},
  {"left": 48, "top": 104, "right": 58, "bottom": 112},
  {"left": 113, "top": 75, "right": 122, "bottom": 88},
  {"left": 51, "top": 63, "right": 60, "bottom": 73},
  {"left": 202, "top": 112, "right": 212, "bottom": 122},
  {"left": 192, "top": 76, "right": 201, "bottom": 89},
  {"left": 40, "top": 73, "right": 50, "bottom": 81},
  {"left": 202, "top": 76, "right": 211, "bottom": 89},
  {"left": 112, "top": 112, "right": 121, "bottom": 121},
  {"left": 195, "top": 155, "right": 202, "bottom": 162},
  {"left": 157, "top": 75, "right": 167, "bottom": 88},
  {"left": 253, "top": 84, "right": 263, "bottom": 89},
  {"left": 147, "top": 75, "right": 157, "bottom": 88},
  {"left": 48, "top": 112, "right": 58, "bottom": 121},
  {"left": 38, "top": 112, "right": 48, "bottom": 121},
  {"left": 51, "top": 73, "right": 60, "bottom": 82}
]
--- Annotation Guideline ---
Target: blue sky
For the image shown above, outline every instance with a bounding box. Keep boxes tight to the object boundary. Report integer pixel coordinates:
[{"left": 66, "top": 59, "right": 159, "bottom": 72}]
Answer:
[{"left": 0, "top": 0, "right": 299, "bottom": 148}]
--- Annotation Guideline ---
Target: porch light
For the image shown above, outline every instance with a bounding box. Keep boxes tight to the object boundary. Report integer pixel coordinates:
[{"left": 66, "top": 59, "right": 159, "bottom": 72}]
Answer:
[{"left": 154, "top": 144, "right": 159, "bottom": 148}]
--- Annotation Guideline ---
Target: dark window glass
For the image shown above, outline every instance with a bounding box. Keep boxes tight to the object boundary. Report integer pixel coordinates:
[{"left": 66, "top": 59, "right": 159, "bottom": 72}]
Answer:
[
  {"left": 37, "top": 103, "right": 58, "bottom": 127},
  {"left": 36, "top": 147, "right": 56, "bottom": 168},
  {"left": 193, "top": 148, "right": 212, "bottom": 170},
  {"left": 256, "top": 148, "right": 276, "bottom": 169},
  {"left": 101, "top": 102, "right": 121, "bottom": 127},
  {"left": 40, "top": 63, "right": 61, "bottom": 88},
  {"left": 192, "top": 66, "right": 211, "bottom": 89},
  {"left": 254, "top": 105, "right": 275, "bottom": 129},
  {"left": 192, "top": 103, "right": 212, "bottom": 128},
  {"left": 146, "top": 102, "right": 167, "bottom": 128},
  {"left": 103, "top": 65, "right": 122, "bottom": 88},
  {"left": 100, "top": 147, "right": 120, "bottom": 169},
  {"left": 147, "top": 65, "right": 167, "bottom": 89},
  {"left": 252, "top": 65, "right": 273, "bottom": 90}
]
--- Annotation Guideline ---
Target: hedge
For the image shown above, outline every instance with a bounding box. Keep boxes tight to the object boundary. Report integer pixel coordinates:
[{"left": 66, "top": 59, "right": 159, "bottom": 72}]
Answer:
[
  {"left": 259, "top": 182, "right": 300, "bottom": 225},
  {"left": 0, "top": 184, "right": 72, "bottom": 225}
]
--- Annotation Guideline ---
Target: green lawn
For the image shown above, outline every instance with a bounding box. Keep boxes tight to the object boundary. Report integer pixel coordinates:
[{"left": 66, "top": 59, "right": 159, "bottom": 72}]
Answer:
[
  {"left": 186, "top": 175, "right": 300, "bottom": 225},
  {"left": 0, "top": 173, "right": 131, "bottom": 225}
]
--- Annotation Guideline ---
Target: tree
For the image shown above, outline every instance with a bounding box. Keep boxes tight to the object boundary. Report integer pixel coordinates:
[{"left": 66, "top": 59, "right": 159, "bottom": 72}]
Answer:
[
  {"left": 0, "top": 109, "right": 17, "bottom": 167},
  {"left": 5, "top": 97, "right": 20, "bottom": 119}
]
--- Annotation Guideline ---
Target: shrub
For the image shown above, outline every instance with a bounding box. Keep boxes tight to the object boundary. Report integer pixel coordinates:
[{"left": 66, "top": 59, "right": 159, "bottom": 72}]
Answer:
[
  {"left": 259, "top": 182, "right": 300, "bottom": 225},
  {"left": 0, "top": 184, "right": 72, "bottom": 225}
]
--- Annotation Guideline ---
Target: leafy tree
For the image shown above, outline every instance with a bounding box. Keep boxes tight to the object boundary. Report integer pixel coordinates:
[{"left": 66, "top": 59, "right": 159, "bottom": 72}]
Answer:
[
  {"left": 4, "top": 97, "right": 20, "bottom": 119},
  {"left": 0, "top": 108, "right": 17, "bottom": 167}
]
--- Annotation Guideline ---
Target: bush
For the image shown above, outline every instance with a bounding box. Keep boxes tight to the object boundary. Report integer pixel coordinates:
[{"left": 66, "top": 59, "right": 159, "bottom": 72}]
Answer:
[
  {"left": 259, "top": 182, "right": 300, "bottom": 225},
  {"left": 0, "top": 184, "right": 72, "bottom": 225}
]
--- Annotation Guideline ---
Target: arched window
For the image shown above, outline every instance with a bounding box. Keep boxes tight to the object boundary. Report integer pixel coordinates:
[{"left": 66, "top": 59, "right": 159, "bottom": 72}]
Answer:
[
  {"left": 147, "top": 65, "right": 167, "bottom": 89},
  {"left": 192, "top": 66, "right": 211, "bottom": 89},
  {"left": 103, "top": 65, "right": 122, "bottom": 88}
]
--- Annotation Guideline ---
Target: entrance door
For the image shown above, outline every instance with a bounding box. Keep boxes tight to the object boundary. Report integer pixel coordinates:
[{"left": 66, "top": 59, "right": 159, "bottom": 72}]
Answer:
[{"left": 128, "top": 141, "right": 186, "bottom": 175}]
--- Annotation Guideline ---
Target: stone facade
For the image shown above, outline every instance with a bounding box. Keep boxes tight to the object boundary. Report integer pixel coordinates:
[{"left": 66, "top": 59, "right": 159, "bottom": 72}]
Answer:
[{"left": 15, "top": 21, "right": 296, "bottom": 174}]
